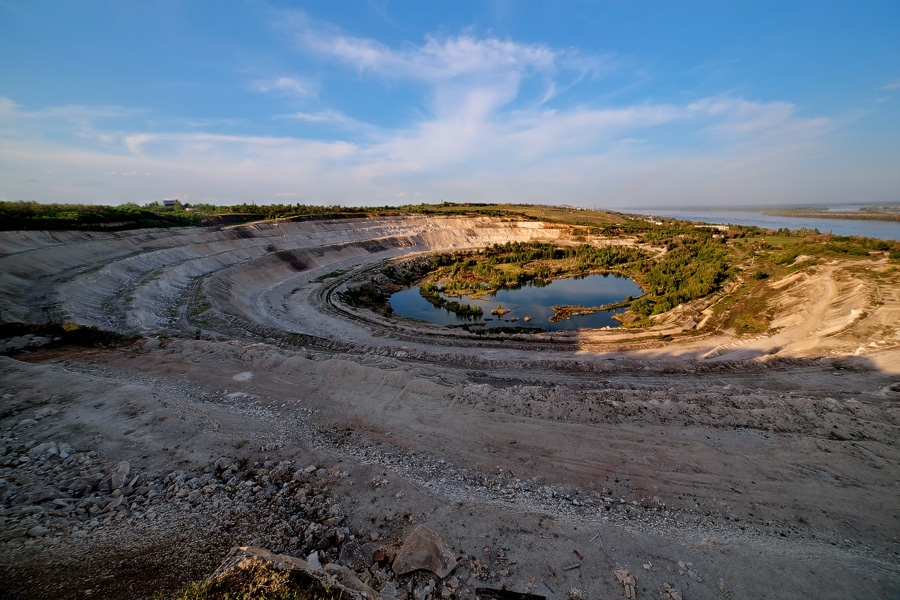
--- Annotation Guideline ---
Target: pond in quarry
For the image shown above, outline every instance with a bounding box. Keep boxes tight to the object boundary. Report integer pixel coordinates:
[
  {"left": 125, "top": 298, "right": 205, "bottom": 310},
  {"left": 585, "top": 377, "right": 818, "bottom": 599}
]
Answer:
[{"left": 389, "top": 274, "right": 643, "bottom": 331}]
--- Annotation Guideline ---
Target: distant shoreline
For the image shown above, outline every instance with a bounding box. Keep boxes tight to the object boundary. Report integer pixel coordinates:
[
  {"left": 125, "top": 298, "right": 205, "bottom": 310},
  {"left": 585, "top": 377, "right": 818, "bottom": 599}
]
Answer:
[{"left": 762, "top": 210, "right": 900, "bottom": 222}]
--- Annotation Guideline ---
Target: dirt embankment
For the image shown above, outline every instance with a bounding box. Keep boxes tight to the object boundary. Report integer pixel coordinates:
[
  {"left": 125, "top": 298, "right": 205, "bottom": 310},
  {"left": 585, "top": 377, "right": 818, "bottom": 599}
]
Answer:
[{"left": 0, "top": 216, "right": 899, "bottom": 599}]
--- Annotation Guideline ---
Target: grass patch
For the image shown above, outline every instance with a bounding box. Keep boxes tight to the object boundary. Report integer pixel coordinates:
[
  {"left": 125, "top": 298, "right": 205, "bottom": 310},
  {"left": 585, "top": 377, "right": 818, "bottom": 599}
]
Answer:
[
  {"left": 719, "top": 280, "right": 774, "bottom": 334},
  {"left": 313, "top": 270, "right": 347, "bottom": 283},
  {"left": 190, "top": 298, "right": 213, "bottom": 318}
]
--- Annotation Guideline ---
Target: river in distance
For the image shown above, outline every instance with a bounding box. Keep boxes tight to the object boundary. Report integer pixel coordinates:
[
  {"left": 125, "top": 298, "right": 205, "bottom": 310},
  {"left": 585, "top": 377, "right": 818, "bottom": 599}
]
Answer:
[
  {"left": 627, "top": 209, "right": 900, "bottom": 241},
  {"left": 389, "top": 274, "right": 643, "bottom": 331}
]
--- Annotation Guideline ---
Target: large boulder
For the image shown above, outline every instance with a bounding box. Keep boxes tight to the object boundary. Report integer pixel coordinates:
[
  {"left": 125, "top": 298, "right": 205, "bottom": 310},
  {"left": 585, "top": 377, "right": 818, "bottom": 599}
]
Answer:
[{"left": 392, "top": 525, "right": 457, "bottom": 579}]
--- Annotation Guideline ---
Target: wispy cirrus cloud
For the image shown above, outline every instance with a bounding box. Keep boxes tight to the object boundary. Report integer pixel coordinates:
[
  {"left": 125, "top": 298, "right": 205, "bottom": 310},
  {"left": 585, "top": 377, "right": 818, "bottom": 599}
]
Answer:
[
  {"left": 0, "top": 97, "right": 142, "bottom": 122},
  {"left": 0, "top": 97, "right": 141, "bottom": 144},
  {"left": 282, "top": 109, "right": 355, "bottom": 125},
  {"left": 280, "top": 9, "right": 612, "bottom": 118},
  {"left": 252, "top": 75, "right": 317, "bottom": 97},
  {"left": 687, "top": 97, "right": 833, "bottom": 141}
]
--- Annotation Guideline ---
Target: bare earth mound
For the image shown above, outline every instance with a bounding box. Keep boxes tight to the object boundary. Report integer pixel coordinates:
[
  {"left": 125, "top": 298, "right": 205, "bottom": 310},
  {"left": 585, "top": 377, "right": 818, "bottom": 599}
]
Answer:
[{"left": 0, "top": 215, "right": 898, "bottom": 599}]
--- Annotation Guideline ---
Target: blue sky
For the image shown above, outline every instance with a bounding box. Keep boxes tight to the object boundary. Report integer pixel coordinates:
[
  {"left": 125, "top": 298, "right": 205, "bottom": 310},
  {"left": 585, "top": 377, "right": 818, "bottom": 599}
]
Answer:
[{"left": 1, "top": 1, "right": 897, "bottom": 208}]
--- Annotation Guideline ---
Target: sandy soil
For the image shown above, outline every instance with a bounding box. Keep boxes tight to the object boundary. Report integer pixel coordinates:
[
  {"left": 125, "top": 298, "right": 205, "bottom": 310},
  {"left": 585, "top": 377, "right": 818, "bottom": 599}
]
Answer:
[{"left": 1, "top": 216, "right": 898, "bottom": 599}]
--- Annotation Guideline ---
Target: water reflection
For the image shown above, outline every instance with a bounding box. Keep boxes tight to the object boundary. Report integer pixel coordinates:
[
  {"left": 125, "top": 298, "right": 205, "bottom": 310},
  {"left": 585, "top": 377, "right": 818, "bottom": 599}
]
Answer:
[{"left": 389, "top": 274, "right": 643, "bottom": 331}]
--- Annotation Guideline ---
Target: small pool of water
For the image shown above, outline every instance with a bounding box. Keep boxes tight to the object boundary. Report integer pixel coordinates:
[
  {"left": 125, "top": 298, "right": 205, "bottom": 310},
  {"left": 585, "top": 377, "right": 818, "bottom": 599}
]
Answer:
[{"left": 389, "top": 274, "right": 643, "bottom": 331}]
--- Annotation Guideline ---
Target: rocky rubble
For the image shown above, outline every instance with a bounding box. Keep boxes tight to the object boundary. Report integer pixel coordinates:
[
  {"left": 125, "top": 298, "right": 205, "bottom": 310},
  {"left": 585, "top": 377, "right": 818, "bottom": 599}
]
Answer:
[
  {"left": 323, "top": 423, "right": 813, "bottom": 549},
  {"left": 0, "top": 424, "right": 480, "bottom": 600},
  {"left": 3, "top": 347, "right": 899, "bottom": 599},
  {"left": 3, "top": 452, "right": 343, "bottom": 552}
]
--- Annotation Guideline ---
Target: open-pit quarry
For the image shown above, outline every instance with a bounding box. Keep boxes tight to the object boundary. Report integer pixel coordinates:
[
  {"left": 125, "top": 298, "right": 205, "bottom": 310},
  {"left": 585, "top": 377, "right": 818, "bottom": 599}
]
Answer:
[{"left": 1, "top": 214, "right": 899, "bottom": 599}]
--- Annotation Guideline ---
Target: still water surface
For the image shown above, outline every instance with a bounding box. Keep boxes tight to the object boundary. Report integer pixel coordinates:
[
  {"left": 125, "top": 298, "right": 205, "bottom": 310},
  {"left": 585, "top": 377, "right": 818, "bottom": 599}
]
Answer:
[
  {"left": 389, "top": 274, "right": 643, "bottom": 331},
  {"left": 627, "top": 209, "right": 900, "bottom": 241}
]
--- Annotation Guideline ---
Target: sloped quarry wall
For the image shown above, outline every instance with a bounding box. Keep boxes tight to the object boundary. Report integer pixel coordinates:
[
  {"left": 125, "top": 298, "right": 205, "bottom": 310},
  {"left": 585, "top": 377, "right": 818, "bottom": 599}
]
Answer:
[{"left": 0, "top": 216, "right": 569, "bottom": 336}]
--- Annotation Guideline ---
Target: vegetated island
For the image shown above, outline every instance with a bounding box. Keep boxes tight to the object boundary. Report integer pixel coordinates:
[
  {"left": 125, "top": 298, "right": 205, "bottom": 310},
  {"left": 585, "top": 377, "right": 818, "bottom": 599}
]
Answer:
[
  {"left": 548, "top": 299, "right": 633, "bottom": 323},
  {"left": 763, "top": 207, "right": 900, "bottom": 222}
]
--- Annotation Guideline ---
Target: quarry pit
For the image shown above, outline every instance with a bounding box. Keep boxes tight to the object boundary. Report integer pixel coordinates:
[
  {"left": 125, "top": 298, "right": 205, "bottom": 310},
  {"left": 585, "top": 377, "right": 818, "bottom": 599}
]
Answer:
[{"left": 1, "top": 214, "right": 899, "bottom": 599}]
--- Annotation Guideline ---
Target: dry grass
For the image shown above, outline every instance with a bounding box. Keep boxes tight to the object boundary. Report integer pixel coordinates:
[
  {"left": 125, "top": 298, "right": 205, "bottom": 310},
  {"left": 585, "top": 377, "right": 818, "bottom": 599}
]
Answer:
[{"left": 161, "top": 557, "right": 349, "bottom": 600}]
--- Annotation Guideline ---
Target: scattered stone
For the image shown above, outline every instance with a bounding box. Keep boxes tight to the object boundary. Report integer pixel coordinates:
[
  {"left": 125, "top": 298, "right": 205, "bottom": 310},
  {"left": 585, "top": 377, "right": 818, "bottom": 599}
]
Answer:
[
  {"left": 392, "top": 525, "right": 457, "bottom": 579},
  {"left": 323, "top": 563, "right": 381, "bottom": 598},
  {"left": 380, "top": 581, "right": 400, "bottom": 599},
  {"left": 97, "top": 475, "right": 112, "bottom": 494},
  {"left": 613, "top": 569, "right": 637, "bottom": 600},
  {"left": 58, "top": 442, "right": 73, "bottom": 459},
  {"left": 102, "top": 496, "right": 123, "bottom": 513},
  {"left": 373, "top": 546, "right": 396, "bottom": 567},
  {"left": 65, "top": 477, "right": 97, "bottom": 498},
  {"left": 306, "top": 551, "right": 321, "bottom": 568},
  {"left": 27, "top": 525, "right": 50, "bottom": 537},
  {"left": 34, "top": 407, "right": 58, "bottom": 419},
  {"left": 716, "top": 579, "right": 734, "bottom": 600},
  {"left": 1, "top": 526, "right": 29, "bottom": 541},
  {"left": 413, "top": 579, "right": 436, "bottom": 600},
  {"left": 16, "top": 419, "right": 38, "bottom": 429},
  {"left": 663, "top": 583, "right": 683, "bottom": 600},
  {"left": 569, "top": 587, "right": 588, "bottom": 600},
  {"left": 110, "top": 461, "right": 130, "bottom": 490},
  {"left": 338, "top": 539, "right": 378, "bottom": 572},
  {"left": 25, "top": 486, "right": 60, "bottom": 504}
]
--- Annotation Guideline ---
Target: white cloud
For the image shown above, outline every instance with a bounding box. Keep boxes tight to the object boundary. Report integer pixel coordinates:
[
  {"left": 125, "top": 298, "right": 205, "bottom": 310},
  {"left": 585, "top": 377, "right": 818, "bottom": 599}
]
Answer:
[
  {"left": 688, "top": 97, "right": 832, "bottom": 141},
  {"left": 879, "top": 80, "right": 900, "bottom": 91},
  {"left": 0, "top": 97, "right": 141, "bottom": 122},
  {"left": 281, "top": 10, "right": 611, "bottom": 120},
  {"left": 2, "top": 89, "right": 876, "bottom": 208},
  {"left": 283, "top": 109, "right": 354, "bottom": 124},
  {"left": 2, "top": 17, "right": 896, "bottom": 209},
  {"left": 253, "top": 76, "right": 317, "bottom": 97}
]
